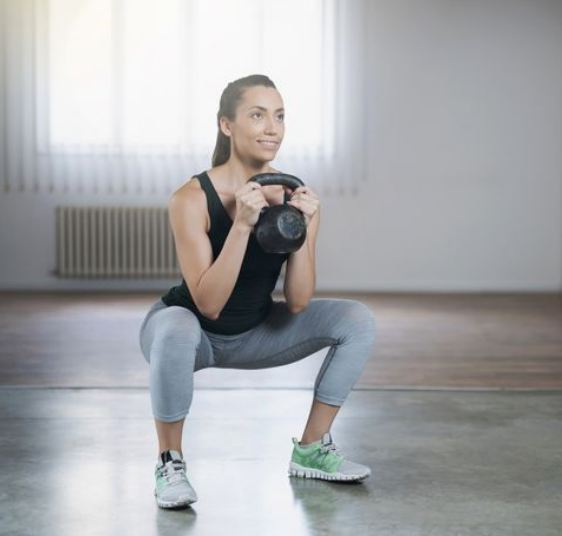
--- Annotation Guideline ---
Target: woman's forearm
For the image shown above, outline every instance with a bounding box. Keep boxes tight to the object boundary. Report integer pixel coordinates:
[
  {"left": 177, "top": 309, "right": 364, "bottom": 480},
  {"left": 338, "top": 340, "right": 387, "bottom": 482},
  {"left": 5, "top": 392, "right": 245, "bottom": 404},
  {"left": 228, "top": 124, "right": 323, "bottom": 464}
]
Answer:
[{"left": 196, "top": 222, "right": 252, "bottom": 319}]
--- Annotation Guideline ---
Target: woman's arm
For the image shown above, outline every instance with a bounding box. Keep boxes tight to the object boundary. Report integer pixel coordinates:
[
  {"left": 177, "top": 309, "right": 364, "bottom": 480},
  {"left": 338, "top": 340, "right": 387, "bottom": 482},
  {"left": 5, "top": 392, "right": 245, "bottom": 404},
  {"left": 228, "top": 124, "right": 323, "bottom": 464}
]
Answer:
[
  {"left": 283, "top": 207, "right": 320, "bottom": 312},
  {"left": 169, "top": 188, "right": 253, "bottom": 320},
  {"left": 196, "top": 222, "right": 254, "bottom": 319}
]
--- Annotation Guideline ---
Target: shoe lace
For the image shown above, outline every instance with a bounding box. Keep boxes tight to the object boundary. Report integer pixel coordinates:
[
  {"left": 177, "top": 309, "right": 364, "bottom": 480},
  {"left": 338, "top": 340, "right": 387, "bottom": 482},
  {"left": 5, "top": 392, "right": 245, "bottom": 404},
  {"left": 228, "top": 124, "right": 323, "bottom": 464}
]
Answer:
[
  {"left": 319, "top": 441, "right": 343, "bottom": 457},
  {"left": 158, "top": 460, "right": 187, "bottom": 485}
]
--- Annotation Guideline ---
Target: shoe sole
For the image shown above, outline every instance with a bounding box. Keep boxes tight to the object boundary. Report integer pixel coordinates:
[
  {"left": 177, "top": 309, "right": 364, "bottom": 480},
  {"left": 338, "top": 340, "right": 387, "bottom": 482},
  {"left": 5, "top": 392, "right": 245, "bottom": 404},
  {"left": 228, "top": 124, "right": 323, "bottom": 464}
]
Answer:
[
  {"left": 288, "top": 461, "right": 370, "bottom": 482},
  {"left": 154, "top": 489, "right": 198, "bottom": 509}
]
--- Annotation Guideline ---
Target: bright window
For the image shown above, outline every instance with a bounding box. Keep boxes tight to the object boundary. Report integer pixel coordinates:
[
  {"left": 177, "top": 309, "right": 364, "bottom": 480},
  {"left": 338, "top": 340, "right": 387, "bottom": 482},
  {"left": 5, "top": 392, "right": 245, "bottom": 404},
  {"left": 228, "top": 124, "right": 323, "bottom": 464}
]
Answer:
[{"left": 46, "top": 0, "right": 333, "bottom": 154}]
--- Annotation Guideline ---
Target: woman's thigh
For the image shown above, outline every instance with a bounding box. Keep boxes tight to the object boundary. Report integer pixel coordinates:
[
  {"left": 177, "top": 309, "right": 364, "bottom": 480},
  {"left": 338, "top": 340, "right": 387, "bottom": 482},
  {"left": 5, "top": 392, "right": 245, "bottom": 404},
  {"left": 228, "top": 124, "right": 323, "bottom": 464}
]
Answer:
[
  {"left": 138, "top": 300, "right": 216, "bottom": 371},
  {"left": 211, "top": 298, "right": 376, "bottom": 369}
]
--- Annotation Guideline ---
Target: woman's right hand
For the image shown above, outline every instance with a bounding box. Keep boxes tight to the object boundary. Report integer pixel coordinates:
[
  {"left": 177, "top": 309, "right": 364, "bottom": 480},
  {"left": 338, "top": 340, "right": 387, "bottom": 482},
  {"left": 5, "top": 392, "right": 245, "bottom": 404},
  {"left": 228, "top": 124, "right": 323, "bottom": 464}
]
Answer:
[{"left": 233, "top": 182, "right": 269, "bottom": 231}]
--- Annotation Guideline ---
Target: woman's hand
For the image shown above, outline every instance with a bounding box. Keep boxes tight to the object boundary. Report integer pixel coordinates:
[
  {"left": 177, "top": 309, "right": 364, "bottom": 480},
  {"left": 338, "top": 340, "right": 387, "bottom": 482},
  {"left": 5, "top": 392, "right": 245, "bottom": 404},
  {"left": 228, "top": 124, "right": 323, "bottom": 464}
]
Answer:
[
  {"left": 234, "top": 182, "right": 269, "bottom": 230},
  {"left": 286, "top": 186, "right": 320, "bottom": 227}
]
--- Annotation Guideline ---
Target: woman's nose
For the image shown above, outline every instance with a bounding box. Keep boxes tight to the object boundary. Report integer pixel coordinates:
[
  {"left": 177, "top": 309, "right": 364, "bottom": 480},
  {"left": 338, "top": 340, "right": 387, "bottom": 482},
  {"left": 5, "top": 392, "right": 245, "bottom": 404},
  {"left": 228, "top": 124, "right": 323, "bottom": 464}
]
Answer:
[{"left": 264, "top": 116, "right": 277, "bottom": 133}]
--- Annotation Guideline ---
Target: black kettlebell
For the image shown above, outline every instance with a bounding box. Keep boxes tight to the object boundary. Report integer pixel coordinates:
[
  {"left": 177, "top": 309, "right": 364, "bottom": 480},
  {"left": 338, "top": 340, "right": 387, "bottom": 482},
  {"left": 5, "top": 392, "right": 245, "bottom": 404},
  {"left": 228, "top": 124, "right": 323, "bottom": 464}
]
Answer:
[{"left": 247, "top": 172, "right": 307, "bottom": 254}]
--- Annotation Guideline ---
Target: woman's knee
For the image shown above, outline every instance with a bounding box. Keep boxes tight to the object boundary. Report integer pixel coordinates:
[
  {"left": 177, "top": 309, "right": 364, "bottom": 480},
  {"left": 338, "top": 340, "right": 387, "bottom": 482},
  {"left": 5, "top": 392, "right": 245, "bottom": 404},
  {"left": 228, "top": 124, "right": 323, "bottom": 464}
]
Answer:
[
  {"left": 352, "top": 300, "right": 376, "bottom": 327},
  {"left": 144, "top": 308, "right": 202, "bottom": 361},
  {"left": 339, "top": 300, "right": 377, "bottom": 340},
  {"left": 154, "top": 327, "right": 201, "bottom": 361}
]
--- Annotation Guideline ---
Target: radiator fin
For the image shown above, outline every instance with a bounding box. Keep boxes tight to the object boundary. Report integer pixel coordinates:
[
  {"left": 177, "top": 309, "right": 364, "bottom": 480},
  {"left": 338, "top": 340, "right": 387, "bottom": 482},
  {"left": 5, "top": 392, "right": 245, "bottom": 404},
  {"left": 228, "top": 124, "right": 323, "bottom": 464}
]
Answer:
[{"left": 55, "top": 206, "right": 181, "bottom": 278}]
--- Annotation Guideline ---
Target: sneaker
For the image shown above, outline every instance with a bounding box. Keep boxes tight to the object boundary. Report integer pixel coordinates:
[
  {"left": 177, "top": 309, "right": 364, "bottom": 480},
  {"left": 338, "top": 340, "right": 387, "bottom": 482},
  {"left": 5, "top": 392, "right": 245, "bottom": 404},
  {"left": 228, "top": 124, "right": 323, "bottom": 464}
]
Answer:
[
  {"left": 288, "top": 432, "right": 371, "bottom": 482},
  {"left": 154, "top": 449, "right": 198, "bottom": 508}
]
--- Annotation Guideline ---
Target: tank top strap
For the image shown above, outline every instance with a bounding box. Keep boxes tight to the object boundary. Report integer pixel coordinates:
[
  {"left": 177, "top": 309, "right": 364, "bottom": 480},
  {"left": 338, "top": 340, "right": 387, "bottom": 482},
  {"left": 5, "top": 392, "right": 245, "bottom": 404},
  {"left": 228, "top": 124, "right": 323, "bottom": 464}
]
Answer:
[{"left": 195, "top": 171, "right": 231, "bottom": 228}]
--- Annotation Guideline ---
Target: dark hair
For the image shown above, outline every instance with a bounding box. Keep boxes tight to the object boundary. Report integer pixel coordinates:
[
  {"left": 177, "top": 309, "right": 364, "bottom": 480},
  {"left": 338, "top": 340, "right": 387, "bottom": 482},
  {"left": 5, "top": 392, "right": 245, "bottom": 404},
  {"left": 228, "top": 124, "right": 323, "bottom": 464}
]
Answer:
[{"left": 211, "top": 74, "right": 277, "bottom": 167}]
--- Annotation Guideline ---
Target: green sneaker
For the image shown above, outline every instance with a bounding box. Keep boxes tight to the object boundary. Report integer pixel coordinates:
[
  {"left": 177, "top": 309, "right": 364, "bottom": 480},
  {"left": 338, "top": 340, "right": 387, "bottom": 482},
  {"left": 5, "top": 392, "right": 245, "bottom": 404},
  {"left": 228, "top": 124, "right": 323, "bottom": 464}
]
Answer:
[{"left": 288, "top": 432, "right": 371, "bottom": 482}]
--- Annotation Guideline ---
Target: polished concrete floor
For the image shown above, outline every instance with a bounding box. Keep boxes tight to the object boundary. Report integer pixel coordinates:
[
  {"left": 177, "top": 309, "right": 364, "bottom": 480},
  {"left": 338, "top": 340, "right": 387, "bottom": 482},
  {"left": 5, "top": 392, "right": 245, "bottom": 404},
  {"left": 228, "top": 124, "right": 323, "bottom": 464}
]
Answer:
[
  {"left": 0, "top": 292, "right": 561, "bottom": 535},
  {"left": 0, "top": 388, "right": 561, "bottom": 535}
]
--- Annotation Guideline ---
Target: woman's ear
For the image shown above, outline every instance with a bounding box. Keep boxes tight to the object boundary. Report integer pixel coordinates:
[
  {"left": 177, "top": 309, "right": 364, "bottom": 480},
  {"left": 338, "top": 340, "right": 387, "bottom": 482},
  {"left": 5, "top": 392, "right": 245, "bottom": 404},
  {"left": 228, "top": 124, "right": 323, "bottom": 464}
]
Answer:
[{"left": 219, "top": 116, "right": 231, "bottom": 137}]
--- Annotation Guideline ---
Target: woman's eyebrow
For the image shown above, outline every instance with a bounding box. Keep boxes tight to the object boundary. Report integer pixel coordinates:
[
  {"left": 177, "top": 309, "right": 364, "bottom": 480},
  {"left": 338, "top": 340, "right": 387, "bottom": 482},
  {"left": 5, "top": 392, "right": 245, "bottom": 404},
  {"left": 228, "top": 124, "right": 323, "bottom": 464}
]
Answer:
[{"left": 248, "top": 105, "right": 285, "bottom": 112}]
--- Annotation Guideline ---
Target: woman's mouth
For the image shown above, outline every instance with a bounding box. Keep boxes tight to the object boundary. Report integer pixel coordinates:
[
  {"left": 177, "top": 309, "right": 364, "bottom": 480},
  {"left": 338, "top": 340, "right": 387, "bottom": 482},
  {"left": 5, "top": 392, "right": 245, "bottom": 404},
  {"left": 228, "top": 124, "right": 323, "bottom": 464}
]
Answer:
[{"left": 258, "top": 140, "right": 279, "bottom": 149}]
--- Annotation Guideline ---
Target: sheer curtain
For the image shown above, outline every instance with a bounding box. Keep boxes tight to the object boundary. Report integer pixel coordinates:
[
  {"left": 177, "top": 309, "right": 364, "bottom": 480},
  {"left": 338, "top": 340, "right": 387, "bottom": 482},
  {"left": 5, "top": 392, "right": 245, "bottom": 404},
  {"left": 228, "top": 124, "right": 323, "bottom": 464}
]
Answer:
[{"left": 1, "top": 0, "right": 368, "bottom": 197}]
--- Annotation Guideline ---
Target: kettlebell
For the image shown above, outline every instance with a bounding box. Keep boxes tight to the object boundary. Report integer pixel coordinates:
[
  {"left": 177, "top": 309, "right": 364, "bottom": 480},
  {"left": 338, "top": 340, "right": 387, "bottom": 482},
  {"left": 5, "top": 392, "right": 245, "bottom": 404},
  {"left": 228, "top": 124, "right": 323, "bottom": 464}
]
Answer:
[{"left": 248, "top": 172, "right": 307, "bottom": 254}]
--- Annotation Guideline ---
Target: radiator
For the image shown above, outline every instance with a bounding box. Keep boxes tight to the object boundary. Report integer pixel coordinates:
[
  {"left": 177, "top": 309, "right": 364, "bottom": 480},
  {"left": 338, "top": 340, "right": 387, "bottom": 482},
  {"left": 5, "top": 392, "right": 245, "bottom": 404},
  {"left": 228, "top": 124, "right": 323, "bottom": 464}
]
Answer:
[{"left": 55, "top": 206, "right": 180, "bottom": 278}]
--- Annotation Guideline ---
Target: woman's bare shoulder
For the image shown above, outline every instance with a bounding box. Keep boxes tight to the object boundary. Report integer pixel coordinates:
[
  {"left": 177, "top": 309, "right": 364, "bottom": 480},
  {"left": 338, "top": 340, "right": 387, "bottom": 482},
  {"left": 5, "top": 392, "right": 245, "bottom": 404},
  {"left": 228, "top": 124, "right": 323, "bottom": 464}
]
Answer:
[
  {"left": 169, "top": 175, "right": 210, "bottom": 231},
  {"left": 172, "top": 175, "right": 203, "bottom": 196}
]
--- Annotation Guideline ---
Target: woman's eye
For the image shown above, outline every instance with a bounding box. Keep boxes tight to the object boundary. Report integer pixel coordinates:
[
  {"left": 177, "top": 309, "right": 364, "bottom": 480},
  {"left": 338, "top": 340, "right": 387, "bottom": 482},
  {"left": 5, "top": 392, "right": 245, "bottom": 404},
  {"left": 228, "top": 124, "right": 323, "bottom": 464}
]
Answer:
[{"left": 251, "top": 112, "right": 284, "bottom": 121}]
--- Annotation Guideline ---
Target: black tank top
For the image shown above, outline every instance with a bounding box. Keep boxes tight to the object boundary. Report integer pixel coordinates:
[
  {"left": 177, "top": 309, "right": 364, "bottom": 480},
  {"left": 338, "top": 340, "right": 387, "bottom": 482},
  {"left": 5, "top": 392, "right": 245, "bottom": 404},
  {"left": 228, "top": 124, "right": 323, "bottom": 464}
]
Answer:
[{"left": 161, "top": 171, "right": 290, "bottom": 335}]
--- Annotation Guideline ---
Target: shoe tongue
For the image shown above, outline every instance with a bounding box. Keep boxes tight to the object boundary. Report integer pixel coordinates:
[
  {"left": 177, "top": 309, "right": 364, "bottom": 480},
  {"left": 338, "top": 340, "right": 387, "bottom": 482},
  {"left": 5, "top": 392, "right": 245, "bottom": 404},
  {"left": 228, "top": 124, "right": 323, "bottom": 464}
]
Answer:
[
  {"left": 160, "top": 449, "right": 183, "bottom": 465},
  {"left": 321, "top": 432, "right": 333, "bottom": 445}
]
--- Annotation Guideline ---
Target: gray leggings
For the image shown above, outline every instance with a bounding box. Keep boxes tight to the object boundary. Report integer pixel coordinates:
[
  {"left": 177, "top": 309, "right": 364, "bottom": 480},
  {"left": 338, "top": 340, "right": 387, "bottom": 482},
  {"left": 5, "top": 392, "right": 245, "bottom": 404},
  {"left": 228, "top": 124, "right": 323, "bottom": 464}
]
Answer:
[{"left": 138, "top": 297, "right": 376, "bottom": 422}]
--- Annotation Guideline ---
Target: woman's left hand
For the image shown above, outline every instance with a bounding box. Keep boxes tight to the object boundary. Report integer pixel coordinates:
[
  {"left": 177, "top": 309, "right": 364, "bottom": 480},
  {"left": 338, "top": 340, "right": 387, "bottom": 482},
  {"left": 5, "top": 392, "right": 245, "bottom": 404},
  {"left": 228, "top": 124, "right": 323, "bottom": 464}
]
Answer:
[{"left": 286, "top": 186, "right": 320, "bottom": 227}]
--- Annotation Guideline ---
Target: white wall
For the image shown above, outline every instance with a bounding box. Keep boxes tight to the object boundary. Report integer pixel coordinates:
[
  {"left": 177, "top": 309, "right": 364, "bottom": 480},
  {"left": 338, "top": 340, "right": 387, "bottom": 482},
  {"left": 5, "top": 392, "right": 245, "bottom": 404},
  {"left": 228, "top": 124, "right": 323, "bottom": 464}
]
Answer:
[{"left": 0, "top": 0, "right": 560, "bottom": 292}]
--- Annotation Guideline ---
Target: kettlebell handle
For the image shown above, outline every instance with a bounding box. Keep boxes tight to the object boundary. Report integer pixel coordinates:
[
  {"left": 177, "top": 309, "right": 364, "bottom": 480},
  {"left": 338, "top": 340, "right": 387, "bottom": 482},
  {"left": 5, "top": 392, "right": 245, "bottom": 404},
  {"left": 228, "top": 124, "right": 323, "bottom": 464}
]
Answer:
[{"left": 248, "top": 173, "right": 305, "bottom": 203}]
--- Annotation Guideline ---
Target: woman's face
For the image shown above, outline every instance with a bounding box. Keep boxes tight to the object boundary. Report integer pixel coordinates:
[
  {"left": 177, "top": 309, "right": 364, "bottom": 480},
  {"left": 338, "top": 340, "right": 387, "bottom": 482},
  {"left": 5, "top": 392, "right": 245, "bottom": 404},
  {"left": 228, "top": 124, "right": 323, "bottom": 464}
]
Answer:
[{"left": 221, "top": 85, "right": 285, "bottom": 164}]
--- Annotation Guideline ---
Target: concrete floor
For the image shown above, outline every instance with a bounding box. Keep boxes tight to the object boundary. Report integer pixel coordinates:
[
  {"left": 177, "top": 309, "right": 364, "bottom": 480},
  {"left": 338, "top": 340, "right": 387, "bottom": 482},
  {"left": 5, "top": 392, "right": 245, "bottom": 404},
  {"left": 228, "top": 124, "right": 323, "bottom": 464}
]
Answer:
[{"left": 1, "top": 387, "right": 561, "bottom": 536}]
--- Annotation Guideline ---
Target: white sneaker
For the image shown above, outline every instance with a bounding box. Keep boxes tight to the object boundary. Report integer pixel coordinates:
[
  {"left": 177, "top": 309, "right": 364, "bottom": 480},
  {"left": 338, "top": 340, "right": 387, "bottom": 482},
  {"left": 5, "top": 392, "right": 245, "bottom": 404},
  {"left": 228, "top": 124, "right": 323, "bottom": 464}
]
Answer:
[{"left": 154, "top": 449, "right": 198, "bottom": 508}]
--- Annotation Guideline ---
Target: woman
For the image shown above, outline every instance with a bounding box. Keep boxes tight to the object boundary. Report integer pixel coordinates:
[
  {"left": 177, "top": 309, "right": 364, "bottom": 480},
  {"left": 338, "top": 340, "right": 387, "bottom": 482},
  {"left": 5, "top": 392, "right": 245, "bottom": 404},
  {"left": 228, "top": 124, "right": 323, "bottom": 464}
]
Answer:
[{"left": 138, "top": 74, "right": 377, "bottom": 509}]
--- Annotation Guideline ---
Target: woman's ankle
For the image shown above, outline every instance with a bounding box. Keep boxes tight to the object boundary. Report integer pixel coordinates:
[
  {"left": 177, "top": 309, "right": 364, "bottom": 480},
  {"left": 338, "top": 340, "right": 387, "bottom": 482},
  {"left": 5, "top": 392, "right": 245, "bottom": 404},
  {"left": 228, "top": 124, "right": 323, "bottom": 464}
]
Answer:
[{"left": 158, "top": 447, "right": 183, "bottom": 457}]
